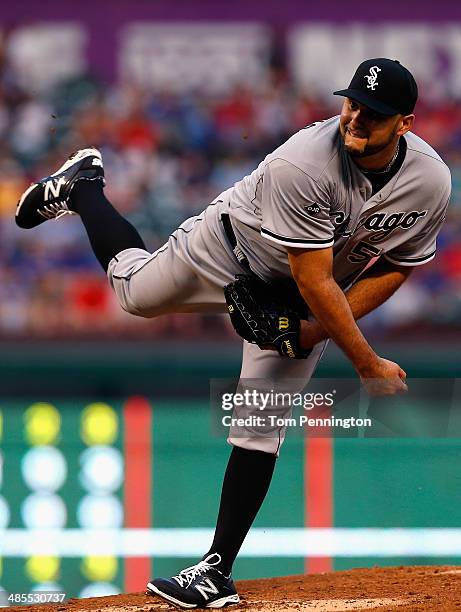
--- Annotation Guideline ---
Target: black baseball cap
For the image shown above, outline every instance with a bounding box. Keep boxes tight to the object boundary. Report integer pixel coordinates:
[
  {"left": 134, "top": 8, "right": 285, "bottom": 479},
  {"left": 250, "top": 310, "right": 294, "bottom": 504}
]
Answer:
[{"left": 333, "top": 58, "right": 418, "bottom": 116}]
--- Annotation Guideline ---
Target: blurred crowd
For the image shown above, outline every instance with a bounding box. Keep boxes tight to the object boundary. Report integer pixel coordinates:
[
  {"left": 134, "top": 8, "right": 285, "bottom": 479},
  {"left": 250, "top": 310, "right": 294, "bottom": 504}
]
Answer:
[{"left": 1, "top": 47, "right": 461, "bottom": 340}]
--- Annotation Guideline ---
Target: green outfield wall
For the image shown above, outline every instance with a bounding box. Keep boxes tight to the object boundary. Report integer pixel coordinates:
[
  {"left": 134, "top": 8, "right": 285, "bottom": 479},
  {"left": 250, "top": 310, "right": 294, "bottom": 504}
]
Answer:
[{"left": 1, "top": 341, "right": 459, "bottom": 396}]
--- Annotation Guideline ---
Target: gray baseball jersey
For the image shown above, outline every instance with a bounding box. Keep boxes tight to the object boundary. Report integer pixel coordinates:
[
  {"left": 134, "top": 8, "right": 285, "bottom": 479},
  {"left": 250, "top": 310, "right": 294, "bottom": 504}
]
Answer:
[
  {"left": 222, "top": 116, "right": 451, "bottom": 287},
  {"left": 108, "top": 115, "right": 450, "bottom": 454}
]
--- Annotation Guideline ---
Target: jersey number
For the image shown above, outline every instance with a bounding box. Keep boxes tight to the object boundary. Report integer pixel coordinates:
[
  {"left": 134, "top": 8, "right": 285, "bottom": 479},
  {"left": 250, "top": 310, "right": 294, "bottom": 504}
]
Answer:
[{"left": 348, "top": 241, "right": 381, "bottom": 264}]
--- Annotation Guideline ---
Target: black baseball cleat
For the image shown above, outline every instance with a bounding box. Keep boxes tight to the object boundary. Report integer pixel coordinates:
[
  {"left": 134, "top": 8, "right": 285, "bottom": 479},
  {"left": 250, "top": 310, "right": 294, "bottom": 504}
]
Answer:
[
  {"left": 146, "top": 553, "right": 240, "bottom": 609},
  {"left": 15, "top": 147, "right": 105, "bottom": 229}
]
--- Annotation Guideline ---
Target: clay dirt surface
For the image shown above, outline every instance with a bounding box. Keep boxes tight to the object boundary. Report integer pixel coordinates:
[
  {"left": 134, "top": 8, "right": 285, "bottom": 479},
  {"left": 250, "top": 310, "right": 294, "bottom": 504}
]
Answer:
[{"left": 9, "top": 566, "right": 461, "bottom": 611}]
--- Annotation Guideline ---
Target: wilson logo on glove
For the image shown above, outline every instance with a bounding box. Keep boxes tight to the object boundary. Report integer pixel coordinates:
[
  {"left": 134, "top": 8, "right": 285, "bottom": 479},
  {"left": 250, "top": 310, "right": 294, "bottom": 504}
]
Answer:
[
  {"left": 283, "top": 339, "right": 295, "bottom": 358},
  {"left": 278, "top": 317, "right": 290, "bottom": 330}
]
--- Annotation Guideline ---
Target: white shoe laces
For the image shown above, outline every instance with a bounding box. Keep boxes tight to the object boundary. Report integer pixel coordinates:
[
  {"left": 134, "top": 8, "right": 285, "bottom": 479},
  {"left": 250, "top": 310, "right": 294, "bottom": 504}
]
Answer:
[
  {"left": 173, "top": 553, "right": 222, "bottom": 588},
  {"left": 38, "top": 201, "right": 74, "bottom": 220}
]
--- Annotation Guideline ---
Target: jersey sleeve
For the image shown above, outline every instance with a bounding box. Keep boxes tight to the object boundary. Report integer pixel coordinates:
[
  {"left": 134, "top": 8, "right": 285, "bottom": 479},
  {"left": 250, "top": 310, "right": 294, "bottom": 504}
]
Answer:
[
  {"left": 384, "top": 192, "right": 450, "bottom": 267},
  {"left": 260, "top": 158, "right": 334, "bottom": 249}
]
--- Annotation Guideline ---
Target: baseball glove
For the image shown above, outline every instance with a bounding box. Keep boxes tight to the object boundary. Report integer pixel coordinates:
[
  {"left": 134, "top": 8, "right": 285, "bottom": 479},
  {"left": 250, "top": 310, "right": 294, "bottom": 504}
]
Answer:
[{"left": 223, "top": 274, "right": 312, "bottom": 359}]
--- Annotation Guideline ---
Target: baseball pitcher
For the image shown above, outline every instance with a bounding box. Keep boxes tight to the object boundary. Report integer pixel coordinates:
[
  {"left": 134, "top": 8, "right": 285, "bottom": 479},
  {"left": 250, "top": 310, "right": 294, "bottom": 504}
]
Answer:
[{"left": 15, "top": 58, "right": 451, "bottom": 609}]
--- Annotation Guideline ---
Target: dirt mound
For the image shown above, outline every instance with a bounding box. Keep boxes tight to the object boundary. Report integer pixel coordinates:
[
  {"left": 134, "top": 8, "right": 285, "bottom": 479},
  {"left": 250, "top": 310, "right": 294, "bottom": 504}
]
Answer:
[{"left": 11, "top": 566, "right": 461, "bottom": 611}]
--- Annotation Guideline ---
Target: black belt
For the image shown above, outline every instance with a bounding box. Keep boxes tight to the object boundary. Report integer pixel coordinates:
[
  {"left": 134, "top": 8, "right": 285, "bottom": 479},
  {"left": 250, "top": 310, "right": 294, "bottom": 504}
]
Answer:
[{"left": 221, "top": 213, "right": 252, "bottom": 273}]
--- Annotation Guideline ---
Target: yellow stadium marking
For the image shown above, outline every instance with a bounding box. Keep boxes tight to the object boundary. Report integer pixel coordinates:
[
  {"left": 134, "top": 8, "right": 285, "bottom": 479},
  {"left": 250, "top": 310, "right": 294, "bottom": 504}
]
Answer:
[
  {"left": 24, "top": 403, "right": 61, "bottom": 446},
  {"left": 81, "top": 403, "right": 118, "bottom": 446},
  {"left": 25, "top": 555, "right": 60, "bottom": 582},
  {"left": 81, "top": 555, "right": 118, "bottom": 582}
]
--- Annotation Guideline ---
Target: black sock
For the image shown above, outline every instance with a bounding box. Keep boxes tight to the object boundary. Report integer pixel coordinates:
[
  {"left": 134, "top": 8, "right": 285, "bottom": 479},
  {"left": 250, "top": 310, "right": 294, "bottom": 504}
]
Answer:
[
  {"left": 71, "top": 180, "right": 146, "bottom": 272},
  {"left": 206, "top": 446, "right": 277, "bottom": 576}
]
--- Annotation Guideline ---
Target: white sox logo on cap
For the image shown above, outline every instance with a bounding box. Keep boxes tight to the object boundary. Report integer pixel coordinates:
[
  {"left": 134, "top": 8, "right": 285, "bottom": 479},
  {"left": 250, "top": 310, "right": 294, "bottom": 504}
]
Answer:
[
  {"left": 334, "top": 58, "right": 418, "bottom": 115},
  {"left": 364, "top": 66, "right": 381, "bottom": 91}
]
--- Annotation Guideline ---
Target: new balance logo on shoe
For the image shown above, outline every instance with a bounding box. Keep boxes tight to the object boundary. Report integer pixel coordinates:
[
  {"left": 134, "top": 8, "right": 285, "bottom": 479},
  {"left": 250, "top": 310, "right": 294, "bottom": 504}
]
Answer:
[
  {"left": 15, "top": 148, "right": 105, "bottom": 229},
  {"left": 195, "top": 578, "right": 219, "bottom": 600},
  {"left": 44, "top": 177, "right": 66, "bottom": 201}
]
